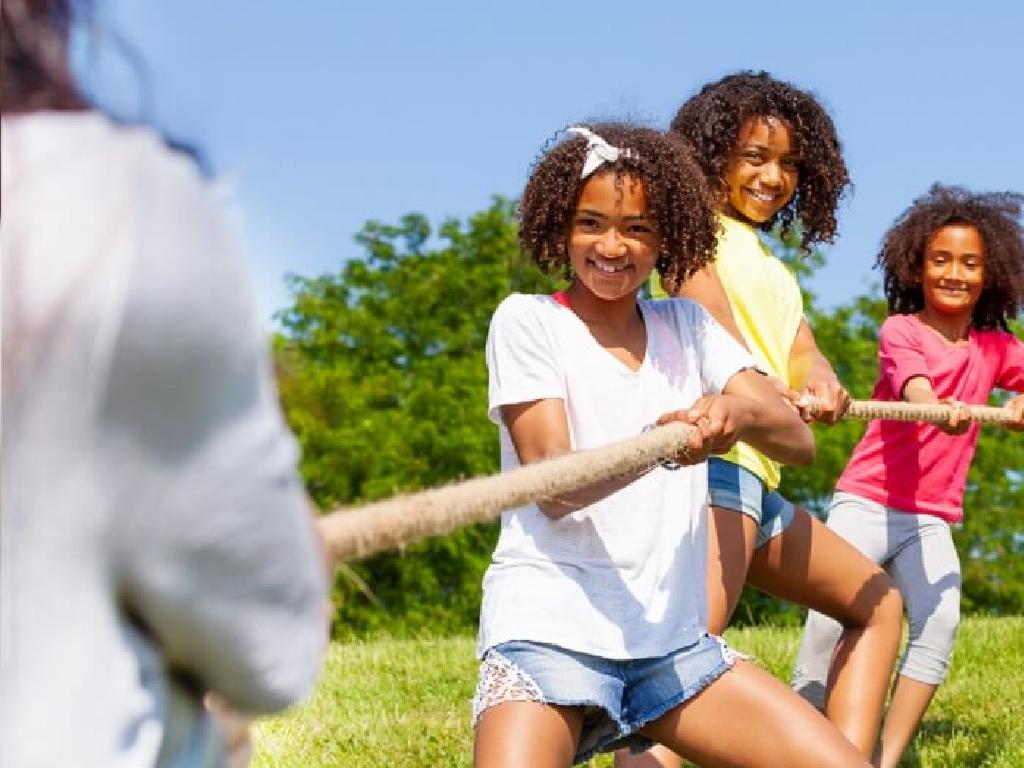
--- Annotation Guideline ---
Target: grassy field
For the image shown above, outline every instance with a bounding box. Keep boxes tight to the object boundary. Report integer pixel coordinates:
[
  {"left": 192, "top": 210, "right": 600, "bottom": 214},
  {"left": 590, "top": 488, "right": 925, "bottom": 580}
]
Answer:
[{"left": 252, "top": 616, "right": 1024, "bottom": 767}]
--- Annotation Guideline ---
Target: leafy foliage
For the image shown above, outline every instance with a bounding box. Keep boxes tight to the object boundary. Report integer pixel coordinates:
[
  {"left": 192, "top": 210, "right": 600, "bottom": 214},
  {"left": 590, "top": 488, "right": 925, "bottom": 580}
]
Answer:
[{"left": 276, "top": 199, "right": 560, "bottom": 635}]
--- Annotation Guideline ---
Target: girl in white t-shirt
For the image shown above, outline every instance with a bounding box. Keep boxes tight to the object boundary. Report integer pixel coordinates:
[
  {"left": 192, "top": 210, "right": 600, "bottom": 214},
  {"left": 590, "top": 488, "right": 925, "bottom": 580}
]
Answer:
[{"left": 471, "top": 123, "right": 870, "bottom": 767}]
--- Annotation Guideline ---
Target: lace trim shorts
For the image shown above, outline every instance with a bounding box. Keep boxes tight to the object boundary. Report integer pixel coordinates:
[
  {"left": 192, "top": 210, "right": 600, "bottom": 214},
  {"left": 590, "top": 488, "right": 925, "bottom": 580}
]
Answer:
[{"left": 472, "top": 633, "right": 735, "bottom": 764}]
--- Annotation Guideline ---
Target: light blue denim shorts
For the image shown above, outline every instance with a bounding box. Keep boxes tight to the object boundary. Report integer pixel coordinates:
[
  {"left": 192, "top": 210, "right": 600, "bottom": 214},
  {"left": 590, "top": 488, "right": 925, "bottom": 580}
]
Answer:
[
  {"left": 472, "top": 633, "right": 735, "bottom": 764},
  {"left": 707, "top": 457, "right": 796, "bottom": 548}
]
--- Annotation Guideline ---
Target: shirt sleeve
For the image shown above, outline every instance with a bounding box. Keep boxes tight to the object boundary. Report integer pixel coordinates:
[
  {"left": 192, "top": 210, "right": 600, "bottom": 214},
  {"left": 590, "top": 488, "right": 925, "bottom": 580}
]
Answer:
[
  {"left": 995, "top": 331, "right": 1024, "bottom": 391},
  {"left": 679, "top": 299, "right": 757, "bottom": 394},
  {"left": 879, "top": 315, "right": 931, "bottom": 397},
  {"left": 486, "top": 294, "right": 565, "bottom": 424},
  {"left": 101, "top": 149, "right": 327, "bottom": 714}
]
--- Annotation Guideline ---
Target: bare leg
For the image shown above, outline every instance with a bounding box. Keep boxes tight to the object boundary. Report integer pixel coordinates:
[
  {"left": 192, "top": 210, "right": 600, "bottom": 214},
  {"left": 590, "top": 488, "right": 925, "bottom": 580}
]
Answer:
[
  {"left": 747, "top": 507, "right": 903, "bottom": 758},
  {"left": 614, "top": 744, "right": 681, "bottom": 768},
  {"left": 641, "top": 660, "right": 869, "bottom": 768},
  {"left": 874, "top": 675, "right": 938, "bottom": 768},
  {"left": 614, "top": 506, "right": 757, "bottom": 768},
  {"left": 705, "top": 505, "right": 760, "bottom": 634},
  {"left": 474, "top": 700, "right": 583, "bottom": 768}
]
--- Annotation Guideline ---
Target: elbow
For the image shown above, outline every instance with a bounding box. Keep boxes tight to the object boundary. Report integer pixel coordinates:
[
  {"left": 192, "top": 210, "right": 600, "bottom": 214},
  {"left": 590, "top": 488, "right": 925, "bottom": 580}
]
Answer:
[
  {"left": 209, "top": 567, "right": 330, "bottom": 713},
  {"left": 787, "top": 420, "right": 816, "bottom": 465},
  {"left": 791, "top": 429, "right": 816, "bottom": 466},
  {"left": 750, "top": 401, "right": 816, "bottom": 466},
  {"left": 757, "top": 417, "right": 815, "bottom": 466},
  {"left": 219, "top": 606, "right": 329, "bottom": 713}
]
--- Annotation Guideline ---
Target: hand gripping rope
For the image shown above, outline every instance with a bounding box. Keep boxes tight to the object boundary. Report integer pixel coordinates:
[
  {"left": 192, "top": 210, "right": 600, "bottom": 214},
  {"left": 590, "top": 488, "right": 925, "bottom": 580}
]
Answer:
[
  {"left": 317, "top": 400, "right": 1018, "bottom": 564},
  {"left": 318, "top": 421, "right": 697, "bottom": 564}
]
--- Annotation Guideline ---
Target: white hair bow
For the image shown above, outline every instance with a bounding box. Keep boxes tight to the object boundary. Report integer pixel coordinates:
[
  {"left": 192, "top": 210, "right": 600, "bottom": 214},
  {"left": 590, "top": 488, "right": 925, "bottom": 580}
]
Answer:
[{"left": 566, "top": 125, "right": 635, "bottom": 179}]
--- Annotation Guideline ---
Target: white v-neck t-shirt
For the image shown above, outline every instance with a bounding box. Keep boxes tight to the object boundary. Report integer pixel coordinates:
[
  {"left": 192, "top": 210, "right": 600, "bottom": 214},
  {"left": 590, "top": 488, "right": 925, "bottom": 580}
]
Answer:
[{"left": 479, "top": 293, "right": 754, "bottom": 659}]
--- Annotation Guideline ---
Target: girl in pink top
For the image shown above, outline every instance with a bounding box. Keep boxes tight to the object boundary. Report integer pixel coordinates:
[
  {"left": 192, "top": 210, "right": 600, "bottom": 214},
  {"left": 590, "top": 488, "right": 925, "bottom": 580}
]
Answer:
[{"left": 793, "top": 184, "right": 1024, "bottom": 768}]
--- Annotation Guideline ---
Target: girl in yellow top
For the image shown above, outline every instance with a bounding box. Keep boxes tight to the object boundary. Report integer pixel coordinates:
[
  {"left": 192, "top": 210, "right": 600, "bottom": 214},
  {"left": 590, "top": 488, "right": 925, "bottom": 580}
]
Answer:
[{"left": 618, "top": 72, "right": 904, "bottom": 767}]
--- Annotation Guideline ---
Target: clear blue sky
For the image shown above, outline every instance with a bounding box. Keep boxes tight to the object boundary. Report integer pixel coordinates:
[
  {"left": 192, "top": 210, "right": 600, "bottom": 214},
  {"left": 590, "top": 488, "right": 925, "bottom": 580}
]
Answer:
[{"left": 79, "top": 1, "right": 1023, "bottom": 325}]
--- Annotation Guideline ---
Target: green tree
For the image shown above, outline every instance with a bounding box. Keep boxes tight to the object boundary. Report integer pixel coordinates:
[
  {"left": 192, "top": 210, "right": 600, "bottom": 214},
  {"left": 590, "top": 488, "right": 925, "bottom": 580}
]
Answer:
[{"left": 276, "top": 199, "right": 560, "bottom": 636}]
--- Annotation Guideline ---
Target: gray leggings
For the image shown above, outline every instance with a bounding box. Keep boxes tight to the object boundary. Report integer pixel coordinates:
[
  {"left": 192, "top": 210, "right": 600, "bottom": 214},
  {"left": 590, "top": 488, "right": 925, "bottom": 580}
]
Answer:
[{"left": 792, "top": 491, "right": 961, "bottom": 708}]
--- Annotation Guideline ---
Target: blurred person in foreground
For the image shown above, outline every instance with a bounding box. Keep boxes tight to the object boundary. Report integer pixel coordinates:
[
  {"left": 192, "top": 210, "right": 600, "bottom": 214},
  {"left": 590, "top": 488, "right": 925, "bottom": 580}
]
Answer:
[{"left": 0, "top": 1, "right": 329, "bottom": 766}]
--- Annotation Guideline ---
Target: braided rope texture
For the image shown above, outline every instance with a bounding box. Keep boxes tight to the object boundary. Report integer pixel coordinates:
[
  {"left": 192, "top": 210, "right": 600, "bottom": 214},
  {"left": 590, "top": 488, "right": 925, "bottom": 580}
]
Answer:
[
  {"left": 846, "top": 400, "right": 1014, "bottom": 424},
  {"left": 318, "top": 422, "right": 695, "bottom": 563}
]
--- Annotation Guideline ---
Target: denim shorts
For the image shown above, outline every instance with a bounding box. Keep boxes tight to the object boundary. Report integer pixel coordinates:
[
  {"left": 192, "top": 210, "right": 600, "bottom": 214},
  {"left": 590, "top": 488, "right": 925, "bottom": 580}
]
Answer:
[
  {"left": 472, "top": 634, "right": 735, "bottom": 764},
  {"left": 707, "top": 457, "right": 795, "bottom": 548}
]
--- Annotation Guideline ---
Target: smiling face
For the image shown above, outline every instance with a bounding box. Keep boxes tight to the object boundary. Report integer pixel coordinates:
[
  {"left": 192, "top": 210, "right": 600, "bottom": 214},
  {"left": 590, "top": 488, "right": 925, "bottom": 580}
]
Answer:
[
  {"left": 919, "top": 223, "right": 986, "bottom": 319},
  {"left": 567, "top": 171, "right": 660, "bottom": 303},
  {"left": 721, "top": 115, "right": 799, "bottom": 223}
]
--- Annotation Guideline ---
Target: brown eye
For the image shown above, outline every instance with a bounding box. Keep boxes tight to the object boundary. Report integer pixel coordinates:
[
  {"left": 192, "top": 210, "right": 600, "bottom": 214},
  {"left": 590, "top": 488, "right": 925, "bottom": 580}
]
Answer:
[{"left": 628, "top": 223, "right": 655, "bottom": 235}]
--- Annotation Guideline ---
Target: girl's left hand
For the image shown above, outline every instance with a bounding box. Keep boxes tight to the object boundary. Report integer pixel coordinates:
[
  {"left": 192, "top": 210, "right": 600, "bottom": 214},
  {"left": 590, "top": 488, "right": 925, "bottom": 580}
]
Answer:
[
  {"left": 656, "top": 394, "right": 752, "bottom": 461},
  {"left": 1007, "top": 394, "right": 1024, "bottom": 432},
  {"left": 800, "top": 372, "right": 851, "bottom": 425}
]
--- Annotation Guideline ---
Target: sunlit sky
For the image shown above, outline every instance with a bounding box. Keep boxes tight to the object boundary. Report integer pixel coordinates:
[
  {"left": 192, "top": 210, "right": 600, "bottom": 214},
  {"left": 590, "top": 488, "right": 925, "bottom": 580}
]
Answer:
[{"left": 79, "top": 0, "right": 1023, "bottom": 325}]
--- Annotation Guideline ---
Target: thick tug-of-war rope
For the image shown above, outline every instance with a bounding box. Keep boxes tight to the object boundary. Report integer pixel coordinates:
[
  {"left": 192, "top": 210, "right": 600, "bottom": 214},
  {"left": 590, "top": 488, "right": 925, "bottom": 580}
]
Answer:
[
  {"left": 317, "top": 400, "right": 1017, "bottom": 563},
  {"left": 808, "top": 399, "right": 1016, "bottom": 424},
  {"left": 318, "top": 421, "right": 697, "bottom": 564}
]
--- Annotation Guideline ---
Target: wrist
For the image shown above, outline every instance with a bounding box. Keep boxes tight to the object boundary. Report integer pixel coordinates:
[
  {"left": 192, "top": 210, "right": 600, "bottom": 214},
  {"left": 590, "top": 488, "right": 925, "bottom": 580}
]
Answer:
[
  {"left": 807, "top": 363, "right": 838, "bottom": 389},
  {"left": 725, "top": 393, "right": 756, "bottom": 434}
]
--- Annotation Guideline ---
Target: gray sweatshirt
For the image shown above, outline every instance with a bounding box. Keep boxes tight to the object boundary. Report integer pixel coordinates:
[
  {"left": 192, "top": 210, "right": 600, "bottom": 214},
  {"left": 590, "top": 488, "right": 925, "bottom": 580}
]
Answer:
[{"left": 0, "top": 112, "right": 328, "bottom": 768}]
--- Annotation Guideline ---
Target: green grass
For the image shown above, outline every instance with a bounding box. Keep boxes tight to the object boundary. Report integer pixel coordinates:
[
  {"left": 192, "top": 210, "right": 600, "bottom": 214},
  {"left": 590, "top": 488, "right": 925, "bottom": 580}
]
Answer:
[{"left": 252, "top": 616, "right": 1024, "bottom": 767}]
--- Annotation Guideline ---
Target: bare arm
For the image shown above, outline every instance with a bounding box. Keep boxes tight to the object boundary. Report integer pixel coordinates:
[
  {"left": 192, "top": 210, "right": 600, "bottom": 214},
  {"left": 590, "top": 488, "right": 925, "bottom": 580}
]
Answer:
[
  {"left": 502, "top": 398, "right": 707, "bottom": 520},
  {"left": 789, "top": 317, "right": 850, "bottom": 424},
  {"left": 902, "top": 375, "right": 972, "bottom": 435},
  {"left": 671, "top": 264, "right": 749, "bottom": 351}
]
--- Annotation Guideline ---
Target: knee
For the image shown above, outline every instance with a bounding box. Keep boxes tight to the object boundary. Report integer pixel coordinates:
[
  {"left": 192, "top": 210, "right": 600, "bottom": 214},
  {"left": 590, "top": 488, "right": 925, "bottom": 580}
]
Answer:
[
  {"left": 846, "top": 571, "right": 903, "bottom": 631},
  {"left": 874, "top": 581, "right": 904, "bottom": 629},
  {"left": 910, "top": 597, "right": 960, "bottom": 647}
]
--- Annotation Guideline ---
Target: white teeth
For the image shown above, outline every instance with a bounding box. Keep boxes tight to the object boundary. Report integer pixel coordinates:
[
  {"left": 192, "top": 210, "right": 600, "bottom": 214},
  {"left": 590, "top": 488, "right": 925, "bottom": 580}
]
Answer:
[
  {"left": 592, "top": 261, "right": 627, "bottom": 274},
  {"left": 748, "top": 190, "right": 777, "bottom": 203}
]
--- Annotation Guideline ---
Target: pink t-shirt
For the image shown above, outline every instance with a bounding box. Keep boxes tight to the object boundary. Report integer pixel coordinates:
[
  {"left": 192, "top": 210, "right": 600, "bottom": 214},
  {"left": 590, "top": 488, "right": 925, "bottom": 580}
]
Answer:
[{"left": 837, "top": 314, "right": 1024, "bottom": 522}]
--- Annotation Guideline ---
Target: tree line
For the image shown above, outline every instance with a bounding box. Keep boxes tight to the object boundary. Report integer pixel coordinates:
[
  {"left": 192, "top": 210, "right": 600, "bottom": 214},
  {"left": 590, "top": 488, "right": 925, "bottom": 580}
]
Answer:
[{"left": 274, "top": 199, "right": 1024, "bottom": 637}]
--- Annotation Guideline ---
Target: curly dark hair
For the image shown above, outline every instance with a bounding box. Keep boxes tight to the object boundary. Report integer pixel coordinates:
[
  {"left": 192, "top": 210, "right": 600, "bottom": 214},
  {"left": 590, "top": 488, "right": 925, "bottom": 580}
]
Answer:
[
  {"left": 518, "top": 122, "right": 718, "bottom": 288},
  {"left": 877, "top": 184, "right": 1024, "bottom": 330},
  {"left": 669, "top": 71, "right": 850, "bottom": 251},
  {"left": 1, "top": 0, "right": 86, "bottom": 115}
]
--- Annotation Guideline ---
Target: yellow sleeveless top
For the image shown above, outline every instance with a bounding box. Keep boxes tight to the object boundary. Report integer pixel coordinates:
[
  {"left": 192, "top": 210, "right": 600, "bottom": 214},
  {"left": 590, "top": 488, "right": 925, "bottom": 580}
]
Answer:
[{"left": 649, "top": 214, "right": 803, "bottom": 489}]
